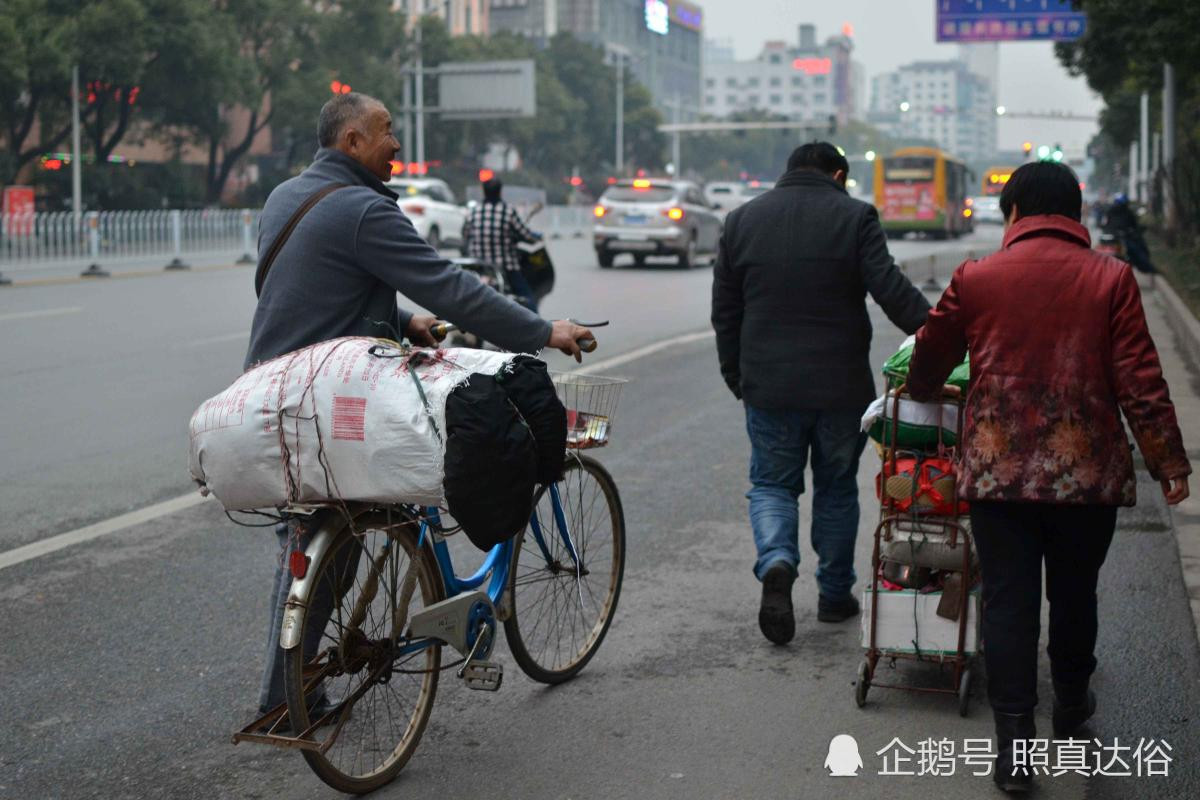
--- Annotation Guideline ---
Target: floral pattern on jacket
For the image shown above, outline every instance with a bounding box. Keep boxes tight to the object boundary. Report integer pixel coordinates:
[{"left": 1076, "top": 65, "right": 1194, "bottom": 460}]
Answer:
[{"left": 907, "top": 214, "right": 1190, "bottom": 507}]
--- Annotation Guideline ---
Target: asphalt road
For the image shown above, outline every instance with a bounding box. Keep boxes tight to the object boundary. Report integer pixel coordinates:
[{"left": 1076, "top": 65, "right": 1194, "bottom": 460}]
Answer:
[{"left": 2, "top": 225, "right": 1196, "bottom": 799}]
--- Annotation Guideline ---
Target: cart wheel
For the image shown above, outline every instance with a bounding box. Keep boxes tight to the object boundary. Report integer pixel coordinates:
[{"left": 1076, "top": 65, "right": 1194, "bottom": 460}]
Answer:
[
  {"left": 958, "top": 668, "right": 971, "bottom": 717},
  {"left": 855, "top": 660, "right": 871, "bottom": 708}
]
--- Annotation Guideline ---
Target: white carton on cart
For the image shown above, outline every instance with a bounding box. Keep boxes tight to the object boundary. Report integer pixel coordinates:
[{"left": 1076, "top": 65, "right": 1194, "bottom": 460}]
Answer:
[{"left": 861, "top": 588, "right": 980, "bottom": 655}]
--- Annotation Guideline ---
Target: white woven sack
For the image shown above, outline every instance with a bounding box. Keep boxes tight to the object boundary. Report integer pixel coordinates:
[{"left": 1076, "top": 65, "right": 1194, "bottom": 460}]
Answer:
[{"left": 188, "top": 337, "right": 518, "bottom": 510}]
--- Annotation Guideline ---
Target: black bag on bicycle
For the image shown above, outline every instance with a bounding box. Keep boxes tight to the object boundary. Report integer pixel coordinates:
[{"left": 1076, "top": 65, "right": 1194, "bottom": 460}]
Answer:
[
  {"left": 444, "top": 374, "right": 538, "bottom": 551},
  {"left": 496, "top": 355, "right": 567, "bottom": 485}
]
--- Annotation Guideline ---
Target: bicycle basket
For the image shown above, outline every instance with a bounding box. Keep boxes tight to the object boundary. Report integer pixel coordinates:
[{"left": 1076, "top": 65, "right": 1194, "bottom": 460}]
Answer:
[{"left": 550, "top": 371, "right": 627, "bottom": 449}]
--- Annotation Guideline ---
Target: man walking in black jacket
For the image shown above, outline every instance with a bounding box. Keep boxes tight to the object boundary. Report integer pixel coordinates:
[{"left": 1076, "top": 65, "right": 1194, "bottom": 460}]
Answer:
[{"left": 711, "top": 142, "right": 930, "bottom": 644}]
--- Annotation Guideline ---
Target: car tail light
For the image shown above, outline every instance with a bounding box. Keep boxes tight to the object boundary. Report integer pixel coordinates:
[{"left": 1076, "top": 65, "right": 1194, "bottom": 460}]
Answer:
[
  {"left": 593, "top": 205, "right": 607, "bottom": 218},
  {"left": 404, "top": 203, "right": 426, "bottom": 215},
  {"left": 664, "top": 207, "right": 685, "bottom": 221}
]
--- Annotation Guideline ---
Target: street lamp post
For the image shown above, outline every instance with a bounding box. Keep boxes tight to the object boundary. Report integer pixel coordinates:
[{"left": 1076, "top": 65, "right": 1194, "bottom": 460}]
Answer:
[{"left": 615, "top": 55, "right": 625, "bottom": 174}]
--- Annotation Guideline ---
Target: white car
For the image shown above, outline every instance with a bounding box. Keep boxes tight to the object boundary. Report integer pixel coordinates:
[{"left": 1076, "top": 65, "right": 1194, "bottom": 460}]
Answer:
[
  {"left": 703, "top": 181, "right": 745, "bottom": 212},
  {"left": 385, "top": 178, "right": 468, "bottom": 250},
  {"left": 970, "top": 195, "right": 1003, "bottom": 224}
]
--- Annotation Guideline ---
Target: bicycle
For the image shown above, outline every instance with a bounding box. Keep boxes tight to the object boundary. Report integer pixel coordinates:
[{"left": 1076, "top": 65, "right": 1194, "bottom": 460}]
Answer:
[{"left": 233, "top": 351, "right": 626, "bottom": 795}]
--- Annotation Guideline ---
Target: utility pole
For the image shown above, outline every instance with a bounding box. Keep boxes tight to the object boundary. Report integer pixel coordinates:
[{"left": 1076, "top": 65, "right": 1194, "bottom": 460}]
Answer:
[
  {"left": 415, "top": 20, "right": 425, "bottom": 168},
  {"left": 1163, "top": 63, "right": 1177, "bottom": 228},
  {"left": 71, "top": 65, "right": 82, "bottom": 229},
  {"left": 1139, "top": 91, "right": 1149, "bottom": 204},
  {"left": 615, "top": 54, "right": 625, "bottom": 175},
  {"left": 402, "top": 57, "right": 413, "bottom": 164},
  {"left": 671, "top": 95, "right": 681, "bottom": 177},
  {"left": 1128, "top": 141, "right": 1138, "bottom": 201}
]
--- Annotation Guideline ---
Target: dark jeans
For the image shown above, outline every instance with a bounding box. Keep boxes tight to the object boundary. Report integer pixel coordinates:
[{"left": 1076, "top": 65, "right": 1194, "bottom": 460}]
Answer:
[
  {"left": 744, "top": 404, "right": 867, "bottom": 599},
  {"left": 504, "top": 268, "right": 537, "bottom": 311},
  {"left": 970, "top": 501, "right": 1117, "bottom": 715},
  {"left": 258, "top": 519, "right": 361, "bottom": 712}
]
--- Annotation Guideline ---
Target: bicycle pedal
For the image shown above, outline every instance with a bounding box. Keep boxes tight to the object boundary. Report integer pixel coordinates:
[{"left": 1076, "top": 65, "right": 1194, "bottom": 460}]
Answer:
[{"left": 461, "top": 661, "right": 503, "bottom": 692}]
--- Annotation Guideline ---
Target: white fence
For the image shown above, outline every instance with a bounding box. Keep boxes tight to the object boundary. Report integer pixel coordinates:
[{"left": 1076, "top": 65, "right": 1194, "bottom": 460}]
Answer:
[
  {"left": 0, "top": 209, "right": 260, "bottom": 273},
  {"left": 0, "top": 204, "right": 592, "bottom": 278}
]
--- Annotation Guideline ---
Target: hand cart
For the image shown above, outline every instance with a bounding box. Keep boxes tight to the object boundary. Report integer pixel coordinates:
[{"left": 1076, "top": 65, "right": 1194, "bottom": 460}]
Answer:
[{"left": 854, "top": 383, "right": 980, "bottom": 717}]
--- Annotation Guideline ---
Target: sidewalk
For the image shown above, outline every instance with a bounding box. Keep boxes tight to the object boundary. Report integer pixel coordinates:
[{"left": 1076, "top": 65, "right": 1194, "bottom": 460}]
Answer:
[{"left": 1146, "top": 276, "right": 1200, "bottom": 639}]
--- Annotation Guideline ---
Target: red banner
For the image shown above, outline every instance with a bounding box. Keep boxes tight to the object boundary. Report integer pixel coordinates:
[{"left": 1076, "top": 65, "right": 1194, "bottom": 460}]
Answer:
[{"left": 3, "top": 185, "right": 34, "bottom": 236}]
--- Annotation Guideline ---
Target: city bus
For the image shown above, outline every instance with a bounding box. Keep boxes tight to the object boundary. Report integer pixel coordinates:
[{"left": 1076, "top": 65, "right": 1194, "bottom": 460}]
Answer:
[
  {"left": 981, "top": 166, "right": 1018, "bottom": 196},
  {"left": 873, "top": 147, "right": 972, "bottom": 239}
]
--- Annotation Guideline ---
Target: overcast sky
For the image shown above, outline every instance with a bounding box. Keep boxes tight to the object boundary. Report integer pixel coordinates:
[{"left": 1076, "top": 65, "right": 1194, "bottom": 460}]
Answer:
[{"left": 702, "top": 0, "right": 1103, "bottom": 155}]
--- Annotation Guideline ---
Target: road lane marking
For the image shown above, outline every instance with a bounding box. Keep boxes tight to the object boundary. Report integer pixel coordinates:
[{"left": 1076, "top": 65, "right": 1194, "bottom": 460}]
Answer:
[
  {"left": 0, "top": 306, "right": 82, "bottom": 322},
  {"left": 0, "top": 328, "right": 717, "bottom": 571},
  {"left": 0, "top": 492, "right": 209, "bottom": 572},
  {"left": 574, "top": 329, "right": 714, "bottom": 375}
]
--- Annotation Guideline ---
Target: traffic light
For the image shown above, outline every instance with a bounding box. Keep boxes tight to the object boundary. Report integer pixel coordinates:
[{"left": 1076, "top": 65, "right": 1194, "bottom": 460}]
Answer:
[
  {"left": 1037, "top": 145, "right": 1051, "bottom": 160},
  {"left": 1022, "top": 141, "right": 1033, "bottom": 158},
  {"left": 1052, "top": 143, "right": 1064, "bottom": 162},
  {"left": 478, "top": 168, "right": 495, "bottom": 182},
  {"left": 330, "top": 80, "right": 352, "bottom": 95}
]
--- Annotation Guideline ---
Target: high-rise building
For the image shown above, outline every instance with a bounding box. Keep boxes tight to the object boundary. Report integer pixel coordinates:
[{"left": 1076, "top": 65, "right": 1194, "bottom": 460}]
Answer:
[
  {"left": 489, "top": 1, "right": 705, "bottom": 122},
  {"left": 488, "top": 0, "right": 558, "bottom": 40},
  {"left": 700, "top": 24, "right": 862, "bottom": 127},
  {"left": 868, "top": 59, "right": 996, "bottom": 163},
  {"left": 394, "top": 1, "right": 491, "bottom": 36}
]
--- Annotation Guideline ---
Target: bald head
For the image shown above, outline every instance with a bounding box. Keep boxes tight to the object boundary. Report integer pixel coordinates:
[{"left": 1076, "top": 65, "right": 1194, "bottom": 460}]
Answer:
[{"left": 317, "top": 91, "right": 399, "bottom": 181}]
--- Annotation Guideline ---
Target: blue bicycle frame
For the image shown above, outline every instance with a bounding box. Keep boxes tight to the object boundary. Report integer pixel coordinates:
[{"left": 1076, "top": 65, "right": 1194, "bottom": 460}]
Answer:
[
  {"left": 400, "top": 483, "right": 580, "bottom": 656},
  {"left": 417, "top": 483, "right": 579, "bottom": 605}
]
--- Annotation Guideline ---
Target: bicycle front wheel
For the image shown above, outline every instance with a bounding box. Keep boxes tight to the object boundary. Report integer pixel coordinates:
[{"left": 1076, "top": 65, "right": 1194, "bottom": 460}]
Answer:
[
  {"left": 504, "top": 454, "right": 626, "bottom": 683},
  {"left": 283, "top": 509, "right": 444, "bottom": 795}
]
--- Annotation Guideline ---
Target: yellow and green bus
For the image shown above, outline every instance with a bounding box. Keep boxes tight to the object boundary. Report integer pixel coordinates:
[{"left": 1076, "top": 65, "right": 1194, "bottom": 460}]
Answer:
[
  {"left": 982, "top": 166, "right": 1019, "bottom": 196},
  {"left": 873, "top": 147, "right": 972, "bottom": 239}
]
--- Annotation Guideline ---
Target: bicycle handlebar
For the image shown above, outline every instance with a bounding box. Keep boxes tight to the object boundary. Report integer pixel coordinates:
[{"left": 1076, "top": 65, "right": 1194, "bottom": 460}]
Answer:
[{"left": 429, "top": 322, "right": 597, "bottom": 353}]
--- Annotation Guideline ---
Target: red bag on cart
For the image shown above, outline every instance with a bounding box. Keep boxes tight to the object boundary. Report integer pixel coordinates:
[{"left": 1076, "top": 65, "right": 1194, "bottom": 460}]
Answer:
[{"left": 876, "top": 456, "right": 968, "bottom": 515}]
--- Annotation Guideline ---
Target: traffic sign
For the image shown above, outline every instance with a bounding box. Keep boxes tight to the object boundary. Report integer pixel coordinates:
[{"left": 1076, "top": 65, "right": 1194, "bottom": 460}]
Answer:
[{"left": 936, "top": 1, "right": 1086, "bottom": 42}]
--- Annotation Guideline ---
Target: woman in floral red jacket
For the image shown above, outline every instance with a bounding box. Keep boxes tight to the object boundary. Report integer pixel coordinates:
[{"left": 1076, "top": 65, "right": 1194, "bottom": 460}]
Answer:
[{"left": 908, "top": 162, "right": 1190, "bottom": 794}]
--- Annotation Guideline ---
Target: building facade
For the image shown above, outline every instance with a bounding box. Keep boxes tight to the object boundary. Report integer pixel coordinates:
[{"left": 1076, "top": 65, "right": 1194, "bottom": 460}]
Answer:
[
  {"left": 395, "top": 0, "right": 491, "bottom": 36},
  {"left": 868, "top": 59, "right": 997, "bottom": 163},
  {"left": 701, "top": 25, "right": 860, "bottom": 127},
  {"left": 489, "top": 0, "right": 704, "bottom": 122}
]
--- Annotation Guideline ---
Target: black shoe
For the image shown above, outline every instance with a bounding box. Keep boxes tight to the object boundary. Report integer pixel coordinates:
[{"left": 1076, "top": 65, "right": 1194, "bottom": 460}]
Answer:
[
  {"left": 1052, "top": 681, "right": 1097, "bottom": 739},
  {"left": 993, "top": 711, "right": 1036, "bottom": 793},
  {"left": 758, "top": 563, "right": 796, "bottom": 645},
  {"left": 817, "top": 593, "right": 860, "bottom": 623},
  {"left": 263, "top": 697, "right": 346, "bottom": 735}
]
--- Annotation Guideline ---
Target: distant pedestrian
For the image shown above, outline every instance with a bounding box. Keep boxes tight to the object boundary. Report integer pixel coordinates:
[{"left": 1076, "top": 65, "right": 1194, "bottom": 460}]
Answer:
[
  {"left": 463, "top": 177, "right": 543, "bottom": 310},
  {"left": 711, "top": 141, "right": 930, "bottom": 645},
  {"left": 907, "top": 161, "right": 1190, "bottom": 793}
]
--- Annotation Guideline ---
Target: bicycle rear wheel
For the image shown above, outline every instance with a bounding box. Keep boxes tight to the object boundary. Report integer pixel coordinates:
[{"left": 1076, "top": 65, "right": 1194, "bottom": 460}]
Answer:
[
  {"left": 504, "top": 454, "right": 626, "bottom": 683},
  {"left": 283, "top": 509, "right": 444, "bottom": 795}
]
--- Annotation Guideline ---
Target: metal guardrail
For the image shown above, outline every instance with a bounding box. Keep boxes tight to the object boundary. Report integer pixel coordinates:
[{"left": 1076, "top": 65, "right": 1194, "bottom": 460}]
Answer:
[
  {"left": 0, "top": 209, "right": 259, "bottom": 277},
  {"left": 537, "top": 205, "right": 594, "bottom": 239},
  {"left": 0, "top": 204, "right": 592, "bottom": 281}
]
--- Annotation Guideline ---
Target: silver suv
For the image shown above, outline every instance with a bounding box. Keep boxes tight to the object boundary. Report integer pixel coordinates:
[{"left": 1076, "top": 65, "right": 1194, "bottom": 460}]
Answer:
[{"left": 592, "top": 179, "right": 723, "bottom": 268}]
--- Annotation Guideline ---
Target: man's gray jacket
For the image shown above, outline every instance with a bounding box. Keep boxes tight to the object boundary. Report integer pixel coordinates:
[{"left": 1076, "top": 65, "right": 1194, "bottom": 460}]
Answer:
[
  {"left": 711, "top": 169, "right": 931, "bottom": 410},
  {"left": 245, "top": 148, "right": 551, "bottom": 369}
]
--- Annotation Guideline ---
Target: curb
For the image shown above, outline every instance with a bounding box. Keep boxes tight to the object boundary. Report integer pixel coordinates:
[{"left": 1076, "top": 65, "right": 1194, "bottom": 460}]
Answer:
[
  {"left": 0, "top": 261, "right": 251, "bottom": 288},
  {"left": 1151, "top": 278, "right": 1200, "bottom": 642}
]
